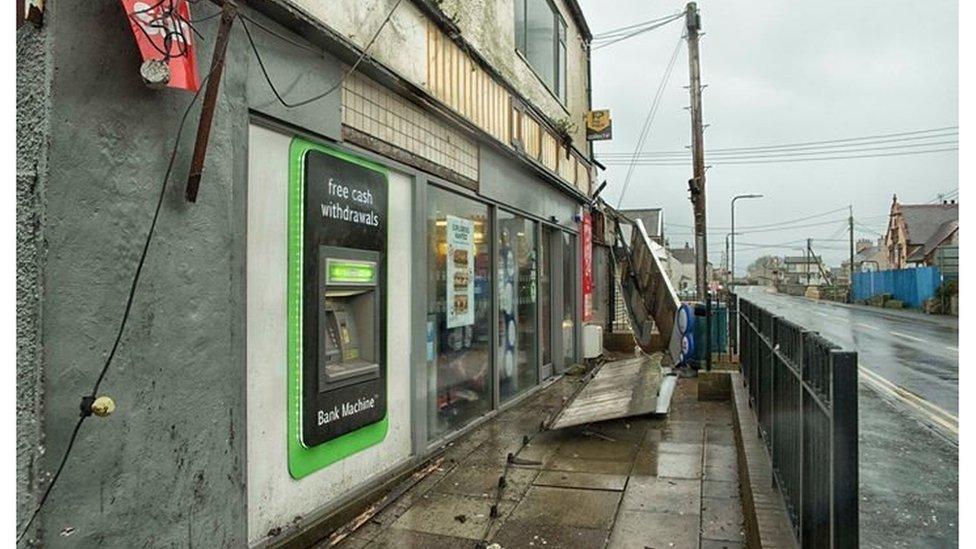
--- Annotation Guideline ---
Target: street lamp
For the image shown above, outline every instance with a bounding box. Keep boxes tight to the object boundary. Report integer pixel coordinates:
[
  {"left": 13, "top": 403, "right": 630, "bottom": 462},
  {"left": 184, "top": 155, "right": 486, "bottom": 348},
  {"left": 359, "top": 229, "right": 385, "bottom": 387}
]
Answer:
[
  {"left": 731, "top": 194, "right": 764, "bottom": 290},
  {"left": 724, "top": 232, "right": 742, "bottom": 285}
]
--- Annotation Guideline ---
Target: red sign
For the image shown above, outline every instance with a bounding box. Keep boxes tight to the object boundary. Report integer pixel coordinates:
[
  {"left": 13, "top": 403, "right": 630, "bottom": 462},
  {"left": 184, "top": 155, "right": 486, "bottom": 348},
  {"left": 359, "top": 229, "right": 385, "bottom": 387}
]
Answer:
[
  {"left": 582, "top": 212, "right": 593, "bottom": 321},
  {"left": 122, "top": 0, "right": 200, "bottom": 92}
]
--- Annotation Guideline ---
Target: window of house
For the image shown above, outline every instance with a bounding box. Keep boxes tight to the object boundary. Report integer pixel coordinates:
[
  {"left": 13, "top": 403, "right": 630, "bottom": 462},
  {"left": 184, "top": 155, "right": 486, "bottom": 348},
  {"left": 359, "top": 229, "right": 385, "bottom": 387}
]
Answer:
[{"left": 514, "top": 0, "right": 568, "bottom": 103}]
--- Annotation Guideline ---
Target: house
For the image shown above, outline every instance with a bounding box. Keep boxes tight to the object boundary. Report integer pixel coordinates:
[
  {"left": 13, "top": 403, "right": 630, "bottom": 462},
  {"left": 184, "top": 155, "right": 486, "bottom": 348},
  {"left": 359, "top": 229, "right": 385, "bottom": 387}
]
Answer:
[
  {"left": 747, "top": 256, "right": 784, "bottom": 284},
  {"left": 839, "top": 238, "right": 890, "bottom": 276},
  {"left": 885, "top": 196, "right": 959, "bottom": 269},
  {"left": 619, "top": 208, "right": 665, "bottom": 245},
  {"left": 783, "top": 255, "right": 826, "bottom": 286},
  {"left": 666, "top": 242, "right": 712, "bottom": 297}
]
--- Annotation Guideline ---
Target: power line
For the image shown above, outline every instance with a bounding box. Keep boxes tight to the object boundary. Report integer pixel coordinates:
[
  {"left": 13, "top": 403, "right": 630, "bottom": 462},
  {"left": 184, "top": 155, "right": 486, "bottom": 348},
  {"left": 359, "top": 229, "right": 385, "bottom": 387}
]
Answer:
[
  {"left": 591, "top": 12, "right": 684, "bottom": 39},
  {"left": 669, "top": 217, "right": 851, "bottom": 235},
  {"left": 615, "top": 30, "right": 684, "bottom": 208},
  {"left": 240, "top": 0, "right": 404, "bottom": 108},
  {"left": 599, "top": 139, "right": 958, "bottom": 161},
  {"left": 855, "top": 221, "right": 885, "bottom": 236},
  {"left": 596, "top": 126, "right": 958, "bottom": 157},
  {"left": 591, "top": 13, "right": 684, "bottom": 50},
  {"left": 928, "top": 187, "right": 959, "bottom": 202},
  {"left": 600, "top": 147, "right": 958, "bottom": 166},
  {"left": 669, "top": 205, "right": 850, "bottom": 231}
]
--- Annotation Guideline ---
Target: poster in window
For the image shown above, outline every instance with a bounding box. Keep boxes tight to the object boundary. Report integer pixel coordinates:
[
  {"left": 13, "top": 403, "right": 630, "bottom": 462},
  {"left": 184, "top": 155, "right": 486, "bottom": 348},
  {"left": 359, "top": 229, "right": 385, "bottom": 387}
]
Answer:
[
  {"left": 582, "top": 212, "right": 593, "bottom": 321},
  {"left": 446, "top": 215, "right": 475, "bottom": 328}
]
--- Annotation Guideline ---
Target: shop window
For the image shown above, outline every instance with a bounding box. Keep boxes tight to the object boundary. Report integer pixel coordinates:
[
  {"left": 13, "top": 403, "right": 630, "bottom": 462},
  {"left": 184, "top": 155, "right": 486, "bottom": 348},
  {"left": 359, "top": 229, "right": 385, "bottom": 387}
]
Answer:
[
  {"left": 561, "top": 231, "right": 577, "bottom": 366},
  {"left": 497, "top": 211, "right": 539, "bottom": 401},
  {"left": 426, "top": 186, "right": 492, "bottom": 439},
  {"left": 514, "top": 0, "right": 568, "bottom": 103}
]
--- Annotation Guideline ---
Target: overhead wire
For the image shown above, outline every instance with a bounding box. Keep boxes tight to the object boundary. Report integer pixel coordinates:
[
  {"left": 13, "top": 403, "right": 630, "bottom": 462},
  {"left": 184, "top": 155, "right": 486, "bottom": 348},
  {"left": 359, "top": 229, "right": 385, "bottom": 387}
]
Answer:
[
  {"left": 669, "top": 217, "right": 852, "bottom": 235},
  {"left": 239, "top": 0, "right": 405, "bottom": 108},
  {"left": 599, "top": 146, "right": 958, "bottom": 166},
  {"left": 668, "top": 205, "right": 849, "bottom": 231},
  {"left": 614, "top": 30, "right": 684, "bottom": 208},
  {"left": 591, "top": 12, "right": 684, "bottom": 40},
  {"left": 591, "top": 12, "right": 684, "bottom": 50},
  {"left": 599, "top": 139, "right": 958, "bottom": 162},
  {"left": 596, "top": 126, "right": 958, "bottom": 158}
]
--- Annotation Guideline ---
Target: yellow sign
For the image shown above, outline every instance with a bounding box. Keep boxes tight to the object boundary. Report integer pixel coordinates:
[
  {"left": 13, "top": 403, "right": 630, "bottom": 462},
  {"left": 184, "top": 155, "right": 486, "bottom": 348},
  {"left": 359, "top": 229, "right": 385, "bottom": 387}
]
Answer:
[{"left": 585, "top": 110, "right": 612, "bottom": 141}]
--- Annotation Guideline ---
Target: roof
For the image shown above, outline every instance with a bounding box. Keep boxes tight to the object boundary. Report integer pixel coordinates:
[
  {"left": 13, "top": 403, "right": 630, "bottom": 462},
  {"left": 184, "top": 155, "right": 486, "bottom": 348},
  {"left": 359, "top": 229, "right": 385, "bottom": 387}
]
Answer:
[
  {"left": 907, "top": 219, "right": 958, "bottom": 262},
  {"left": 668, "top": 245, "right": 696, "bottom": 264},
  {"left": 784, "top": 255, "right": 821, "bottom": 264},
  {"left": 897, "top": 203, "right": 958, "bottom": 246},
  {"left": 564, "top": 0, "right": 592, "bottom": 41},
  {"left": 854, "top": 245, "right": 881, "bottom": 262},
  {"left": 620, "top": 208, "right": 663, "bottom": 237}
]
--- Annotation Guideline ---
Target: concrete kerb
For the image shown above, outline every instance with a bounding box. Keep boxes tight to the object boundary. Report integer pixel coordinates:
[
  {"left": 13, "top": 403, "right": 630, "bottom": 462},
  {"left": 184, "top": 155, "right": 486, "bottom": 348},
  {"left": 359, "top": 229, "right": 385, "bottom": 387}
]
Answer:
[{"left": 729, "top": 372, "right": 798, "bottom": 549}]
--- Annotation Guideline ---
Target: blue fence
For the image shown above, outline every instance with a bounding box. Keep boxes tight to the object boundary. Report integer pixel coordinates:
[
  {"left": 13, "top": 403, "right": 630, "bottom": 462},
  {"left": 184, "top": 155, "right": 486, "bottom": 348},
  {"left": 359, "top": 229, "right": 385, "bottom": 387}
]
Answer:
[{"left": 851, "top": 266, "right": 942, "bottom": 308}]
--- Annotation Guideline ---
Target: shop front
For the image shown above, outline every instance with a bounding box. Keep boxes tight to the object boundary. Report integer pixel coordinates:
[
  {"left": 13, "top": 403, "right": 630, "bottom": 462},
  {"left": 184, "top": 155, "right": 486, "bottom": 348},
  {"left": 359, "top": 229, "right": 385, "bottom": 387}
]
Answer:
[{"left": 245, "top": 121, "right": 585, "bottom": 544}]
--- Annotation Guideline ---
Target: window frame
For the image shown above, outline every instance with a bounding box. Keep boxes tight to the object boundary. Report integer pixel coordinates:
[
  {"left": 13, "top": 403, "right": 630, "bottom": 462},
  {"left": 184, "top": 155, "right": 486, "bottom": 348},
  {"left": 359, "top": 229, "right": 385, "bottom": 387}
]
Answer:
[{"left": 514, "top": 0, "right": 568, "bottom": 104}]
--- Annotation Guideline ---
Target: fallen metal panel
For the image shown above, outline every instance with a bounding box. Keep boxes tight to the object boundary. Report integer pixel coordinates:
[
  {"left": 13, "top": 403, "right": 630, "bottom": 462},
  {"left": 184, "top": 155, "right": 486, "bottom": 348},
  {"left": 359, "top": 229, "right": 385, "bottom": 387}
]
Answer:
[
  {"left": 547, "top": 355, "right": 675, "bottom": 430},
  {"left": 610, "top": 217, "right": 683, "bottom": 364}
]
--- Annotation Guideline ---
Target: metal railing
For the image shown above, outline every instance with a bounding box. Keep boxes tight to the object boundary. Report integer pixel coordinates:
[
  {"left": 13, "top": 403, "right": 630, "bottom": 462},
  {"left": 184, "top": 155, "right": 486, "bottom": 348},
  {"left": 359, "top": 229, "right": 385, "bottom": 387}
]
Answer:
[{"left": 734, "top": 294, "right": 859, "bottom": 548}]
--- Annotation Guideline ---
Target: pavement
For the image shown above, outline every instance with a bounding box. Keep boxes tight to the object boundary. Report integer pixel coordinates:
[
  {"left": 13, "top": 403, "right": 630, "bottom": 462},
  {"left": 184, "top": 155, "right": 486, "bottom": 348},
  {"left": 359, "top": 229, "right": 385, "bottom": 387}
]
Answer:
[
  {"left": 738, "top": 287, "right": 958, "bottom": 548},
  {"left": 328, "top": 363, "right": 745, "bottom": 549}
]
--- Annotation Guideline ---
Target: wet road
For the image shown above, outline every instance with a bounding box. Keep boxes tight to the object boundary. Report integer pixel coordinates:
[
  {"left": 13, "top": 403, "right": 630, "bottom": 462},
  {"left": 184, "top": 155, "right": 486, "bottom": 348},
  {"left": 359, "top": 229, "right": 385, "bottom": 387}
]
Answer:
[{"left": 737, "top": 287, "right": 958, "bottom": 548}]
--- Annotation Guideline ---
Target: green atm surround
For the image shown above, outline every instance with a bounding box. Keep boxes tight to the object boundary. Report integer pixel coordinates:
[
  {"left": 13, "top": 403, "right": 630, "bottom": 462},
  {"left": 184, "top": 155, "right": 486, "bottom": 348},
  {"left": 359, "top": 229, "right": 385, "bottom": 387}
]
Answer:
[{"left": 287, "top": 137, "right": 389, "bottom": 479}]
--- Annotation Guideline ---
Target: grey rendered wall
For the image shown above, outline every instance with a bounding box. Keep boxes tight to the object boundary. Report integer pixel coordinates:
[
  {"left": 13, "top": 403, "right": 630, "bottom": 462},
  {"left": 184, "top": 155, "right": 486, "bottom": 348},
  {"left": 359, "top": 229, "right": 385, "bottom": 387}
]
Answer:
[
  {"left": 18, "top": 0, "right": 343, "bottom": 546},
  {"left": 16, "top": 16, "right": 51, "bottom": 543},
  {"left": 478, "top": 145, "right": 580, "bottom": 229}
]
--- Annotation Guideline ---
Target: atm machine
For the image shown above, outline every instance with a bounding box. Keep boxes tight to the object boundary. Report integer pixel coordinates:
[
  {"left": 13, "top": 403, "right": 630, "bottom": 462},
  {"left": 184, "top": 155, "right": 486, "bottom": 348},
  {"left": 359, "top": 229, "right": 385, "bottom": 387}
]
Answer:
[{"left": 289, "top": 141, "right": 388, "bottom": 475}]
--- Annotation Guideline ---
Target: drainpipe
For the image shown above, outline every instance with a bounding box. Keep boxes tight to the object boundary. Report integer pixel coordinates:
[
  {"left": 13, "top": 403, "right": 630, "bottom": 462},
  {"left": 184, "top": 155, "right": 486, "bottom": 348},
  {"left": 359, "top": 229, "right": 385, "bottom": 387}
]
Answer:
[{"left": 585, "top": 40, "right": 593, "bottom": 162}]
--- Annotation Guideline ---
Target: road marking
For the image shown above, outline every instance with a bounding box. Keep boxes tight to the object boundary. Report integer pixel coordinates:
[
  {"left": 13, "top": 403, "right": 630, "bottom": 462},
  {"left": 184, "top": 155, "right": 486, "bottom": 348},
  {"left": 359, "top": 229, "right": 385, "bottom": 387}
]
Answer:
[
  {"left": 888, "top": 331, "right": 927, "bottom": 343},
  {"left": 859, "top": 367, "right": 957, "bottom": 421},
  {"left": 856, "top": 323, "right": 878, "bottom": 330},
  {"left": 814, "top": 311, "right": 832, "bottom": 318},
  {"left": 858, "top": 366, "right": 958, "bottom": 438}
]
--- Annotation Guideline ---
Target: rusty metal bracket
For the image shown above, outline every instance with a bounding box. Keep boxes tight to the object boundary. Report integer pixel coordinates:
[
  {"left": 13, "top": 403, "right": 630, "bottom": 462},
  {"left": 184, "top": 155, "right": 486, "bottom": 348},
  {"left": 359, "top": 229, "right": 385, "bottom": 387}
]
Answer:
[{"left": 184, "top": 0, "right": 237, "bottom": 203}]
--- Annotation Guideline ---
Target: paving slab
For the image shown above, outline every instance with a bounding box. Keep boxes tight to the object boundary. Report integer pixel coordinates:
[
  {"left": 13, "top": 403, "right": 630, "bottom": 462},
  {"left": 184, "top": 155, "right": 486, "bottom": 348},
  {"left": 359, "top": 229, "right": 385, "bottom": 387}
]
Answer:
[
  {"left": 532, "top": 470, "right": 628, "bottom": 491},
  {"left": 705, "top": 442, "right": 737, "bottom": 462},
  {"left": 490, "top": 520, "right": 610, "bottom": 549},
  {"left": 607, "top": 510, "right": 700, "bottom": 549},
  {"left": 619, "top": 476, "right": 700, "bottom": 515},
  {"left": 329, "top": 374, "right": 746, "bottom": 549},
  {"left": 706, "top": 425, "right": 737, "bottom": 446},
  {"left": 432, "top": 464, "right": 539, "bottom": 501},
  {"left": 553, "top": 436, "right": 640, "bottom": 461},
  {"left": 544, "top": 454, "right": 635, "bottom": 475},
  {"left": 390, "top": 492, "right": 515, "bottom": 540},
  {"left": 703, "top": 457, "right": 738, "bottom": 482},
  {"left": 507, "top": 486, "right": 623, "bottom": 530},
  {"left": 645, "top": 440, "right": 704, "bottom": 457},
  {"left": 366, "top": 527, "right": 474, "bottom": 548},
  {"left": 701, "top": 496, "right": 745, "bottom": 543},
  {"left": 701, "top": 539, "right": 743, "bottom": 549},
  {"left": 650, "top": 450, "right": 704, "bottom": 479},
  {"left": 703, "top": 479, "right": 740, "bottom": 500}
]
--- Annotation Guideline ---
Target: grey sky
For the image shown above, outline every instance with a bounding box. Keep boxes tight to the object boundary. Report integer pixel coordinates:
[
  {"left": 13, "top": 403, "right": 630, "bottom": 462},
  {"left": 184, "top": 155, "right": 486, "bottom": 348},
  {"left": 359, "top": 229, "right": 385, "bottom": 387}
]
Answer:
[{"left": 577, "top": 0, "right": 959, "bottom": 274}]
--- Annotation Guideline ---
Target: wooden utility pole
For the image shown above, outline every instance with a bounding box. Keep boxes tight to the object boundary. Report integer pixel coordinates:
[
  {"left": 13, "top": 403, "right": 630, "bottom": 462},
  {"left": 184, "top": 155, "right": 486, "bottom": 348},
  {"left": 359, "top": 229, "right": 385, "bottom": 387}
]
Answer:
[
  {"left": 685, "top": 2, "right": 707, "bottom": 301},
  {"left": 848, "top": 205, "right": 855, "bottom": 283},
  {"left": 806, "top": 238, "right": 812, "bottom": 286}
]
